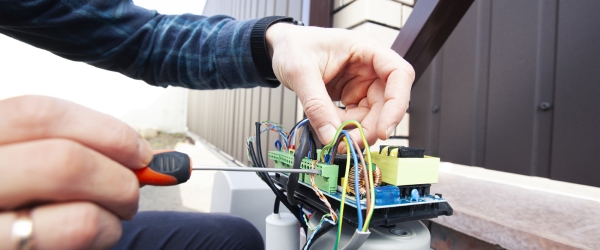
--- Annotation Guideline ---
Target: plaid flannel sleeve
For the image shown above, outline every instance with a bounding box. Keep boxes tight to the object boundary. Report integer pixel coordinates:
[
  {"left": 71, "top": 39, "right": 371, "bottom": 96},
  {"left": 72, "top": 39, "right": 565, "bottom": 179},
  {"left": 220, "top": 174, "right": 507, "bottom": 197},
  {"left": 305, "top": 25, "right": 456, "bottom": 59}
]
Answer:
[{"left": 0, "top": 0, "right": 276, "bottom": 89}]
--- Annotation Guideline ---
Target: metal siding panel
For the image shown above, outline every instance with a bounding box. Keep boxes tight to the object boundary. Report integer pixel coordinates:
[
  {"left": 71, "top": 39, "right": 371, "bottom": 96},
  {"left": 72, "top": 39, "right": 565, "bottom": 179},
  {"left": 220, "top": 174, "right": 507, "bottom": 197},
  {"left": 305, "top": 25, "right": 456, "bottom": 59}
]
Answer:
[
  {"left": 228, "top": 90, "right": 235, "bottom": 153},
  {"left": 281, "top": 88, "right": 297, "bottom": 136},
  {"left": 268, "top": 88, "right": 284, "bottom": 168},
  {"left": 231, "top": 90, "right": 240, "bottom": 155},
  {"left": 408, "top": 53, "right": 442, "bottom": 155},
  {"left": 258, "top": 0, "right": 266, "bottom": 17},
  {"left": 276, "top": 0, "right": 288, "bottom": 15},
  {"left": 259, "top": 87, "right": 271, "bottom": 167},
  {"left": 551, "top": 0, "right": 600, "bottom": 187},
  {"left": 252, "top": 0, "right": 259, "bottom": 17},
  {"left": 485, "top": 0, "right": 539, "bottom": 175},
  {"left": 437, "top": 2, "right": 479, "bottom": 165},
  {"left": 244, "top": 89, "right": 253, "bottom": 162},
  {"left": 246, "top": 0, "right": 253, "bottom": 19},
  {"left": 288, "top": 0, "right": 302, "bottom": 19},
  {"left": 251, "top": 88, "right": 260, "bottom": 136},
  {"left": 225, "top": 91, "right": 230, "bottom": 151},
  {"left": 235, "top": 89, "right": 244, "bottom": 160},
  {"left": 526, "top": 0, "right": 558, "bottom": 178},
  {"left": 472, "top": 0, "right": 492, "bottom": 167},
  {"left": 266, "top": 0, "right": 275, "bottom": 15},
  {"left": 217, "top": 91, "right": 222, "bottom": 149}
]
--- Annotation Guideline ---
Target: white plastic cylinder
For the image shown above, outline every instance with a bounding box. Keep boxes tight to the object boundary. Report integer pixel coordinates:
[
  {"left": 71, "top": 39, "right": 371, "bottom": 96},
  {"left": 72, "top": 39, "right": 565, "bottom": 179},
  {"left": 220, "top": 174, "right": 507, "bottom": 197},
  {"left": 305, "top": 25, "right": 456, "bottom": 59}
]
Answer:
[{"left": 265, "top": 213, "right": 299, "bottom": 250}]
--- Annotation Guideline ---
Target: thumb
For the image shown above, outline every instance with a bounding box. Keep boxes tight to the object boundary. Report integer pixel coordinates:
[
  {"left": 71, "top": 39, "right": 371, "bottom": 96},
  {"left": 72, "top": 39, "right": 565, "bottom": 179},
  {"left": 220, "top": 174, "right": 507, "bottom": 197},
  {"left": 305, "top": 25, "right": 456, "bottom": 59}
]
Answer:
[{"left": 290, "top": 69, "right": 341, "bottom": 144}]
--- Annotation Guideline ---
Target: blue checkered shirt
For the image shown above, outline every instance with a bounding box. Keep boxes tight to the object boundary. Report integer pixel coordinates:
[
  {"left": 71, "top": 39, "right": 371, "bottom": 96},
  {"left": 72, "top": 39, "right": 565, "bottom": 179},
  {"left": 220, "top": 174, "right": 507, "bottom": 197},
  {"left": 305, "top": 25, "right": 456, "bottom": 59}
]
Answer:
[{"left": 0, "top": 0, "right": 275, "bottom": 89}]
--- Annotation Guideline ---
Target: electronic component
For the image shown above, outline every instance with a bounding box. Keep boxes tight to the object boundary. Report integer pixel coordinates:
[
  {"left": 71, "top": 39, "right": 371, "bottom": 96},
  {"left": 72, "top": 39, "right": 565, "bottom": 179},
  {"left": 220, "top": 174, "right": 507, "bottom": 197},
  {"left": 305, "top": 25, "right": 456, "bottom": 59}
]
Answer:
[
  {"left": 269, "top": 150, "right": 339, "bottom": 193},
  {"left": 374, "top": 186, "right": 400, "bottom": 206},
  {"left": 370, "top": 146, "right": 440, "bottom": 186},
  {"left": 255, "top": 119, "right": 452, "bottom": 230},
  {"left": 347, "top": 164, "right": 382, "bottom": 197}
]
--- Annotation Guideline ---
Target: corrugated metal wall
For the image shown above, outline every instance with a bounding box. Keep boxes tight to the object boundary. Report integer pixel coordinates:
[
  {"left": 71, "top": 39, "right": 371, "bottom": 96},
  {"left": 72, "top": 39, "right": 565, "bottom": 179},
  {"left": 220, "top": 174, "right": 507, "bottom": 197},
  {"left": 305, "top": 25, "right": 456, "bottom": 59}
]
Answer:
[
  {"left": 188, "top": 0, "right": 307, "bottom": 166},
  {"left": 410, "top": 0, "right": 600, "bottom": 187}
]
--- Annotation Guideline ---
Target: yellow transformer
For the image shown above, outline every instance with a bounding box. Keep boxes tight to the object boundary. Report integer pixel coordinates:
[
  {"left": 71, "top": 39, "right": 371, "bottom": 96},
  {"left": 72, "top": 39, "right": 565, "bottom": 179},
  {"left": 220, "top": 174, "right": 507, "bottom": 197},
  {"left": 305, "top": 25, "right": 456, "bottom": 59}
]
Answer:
[{"left": 370, "top": 147, "right": 439, "bottom": 186}]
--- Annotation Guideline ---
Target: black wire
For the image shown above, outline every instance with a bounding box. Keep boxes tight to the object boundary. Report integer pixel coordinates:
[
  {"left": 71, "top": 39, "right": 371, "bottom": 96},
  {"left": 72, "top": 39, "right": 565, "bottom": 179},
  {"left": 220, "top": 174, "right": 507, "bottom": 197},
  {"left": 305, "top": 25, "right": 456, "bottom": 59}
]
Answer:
[
  {"left": 249, "top": 141, "right": 304, "bottom": 230},
  {"left": 288, "top": 126, "right": 311, "bottom": 206},
  {"left": 273, "top": 197, "right": 280, "bottom": 214},
  {"left": 288, "top": 118, "right": 307, "bottom": 142},
  {"left": 251, "top": 124, "right": 307, "bottom": 231},
  {"left": 307, "top": 127, "right": 317, "bottom": 160}
]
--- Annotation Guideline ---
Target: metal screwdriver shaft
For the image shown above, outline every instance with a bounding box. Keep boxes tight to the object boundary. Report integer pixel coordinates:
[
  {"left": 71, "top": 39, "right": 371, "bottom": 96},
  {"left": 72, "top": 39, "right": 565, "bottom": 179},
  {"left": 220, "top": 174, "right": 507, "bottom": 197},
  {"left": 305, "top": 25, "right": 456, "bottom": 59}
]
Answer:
[{"left": 192, "top": 165, "right": 321, "bottom": 175}]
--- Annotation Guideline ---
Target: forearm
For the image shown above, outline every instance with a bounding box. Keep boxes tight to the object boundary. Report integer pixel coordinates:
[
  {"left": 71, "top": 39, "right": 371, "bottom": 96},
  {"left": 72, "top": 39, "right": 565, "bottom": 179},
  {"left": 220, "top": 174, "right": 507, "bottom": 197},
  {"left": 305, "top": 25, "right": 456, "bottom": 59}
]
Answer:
[{"left": 0, "top": 0, "right": 273, "bottom": 89}]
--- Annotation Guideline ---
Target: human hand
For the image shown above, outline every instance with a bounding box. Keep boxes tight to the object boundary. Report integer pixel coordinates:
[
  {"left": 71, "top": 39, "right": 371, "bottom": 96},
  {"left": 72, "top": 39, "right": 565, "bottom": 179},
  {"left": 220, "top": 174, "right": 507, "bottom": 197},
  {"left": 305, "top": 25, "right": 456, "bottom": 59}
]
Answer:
[
  {"left": 266, "top": 23, "right": 415, "bottom": 146},
  {"left": 0, "top": 96, "right": 153, "bottom": 249}
]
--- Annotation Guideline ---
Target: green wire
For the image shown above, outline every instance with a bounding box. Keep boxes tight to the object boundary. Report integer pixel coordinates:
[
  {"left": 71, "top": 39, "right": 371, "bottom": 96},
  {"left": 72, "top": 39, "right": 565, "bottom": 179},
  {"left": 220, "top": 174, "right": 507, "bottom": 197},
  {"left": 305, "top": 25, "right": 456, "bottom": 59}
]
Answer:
[
  {"left": 321, "top": 121, "right": 375, "bottom": 232},
  {"left": 334, "top": 137, "right": 351, "bottom": 249}
]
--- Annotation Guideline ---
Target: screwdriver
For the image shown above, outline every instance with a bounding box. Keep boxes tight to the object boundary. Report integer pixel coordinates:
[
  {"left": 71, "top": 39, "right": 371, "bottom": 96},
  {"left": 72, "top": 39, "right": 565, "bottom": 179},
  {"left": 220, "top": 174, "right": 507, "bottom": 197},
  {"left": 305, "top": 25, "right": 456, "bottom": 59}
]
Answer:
[{"left": 134, "top": 151, "right": 322, "bottom": 186}]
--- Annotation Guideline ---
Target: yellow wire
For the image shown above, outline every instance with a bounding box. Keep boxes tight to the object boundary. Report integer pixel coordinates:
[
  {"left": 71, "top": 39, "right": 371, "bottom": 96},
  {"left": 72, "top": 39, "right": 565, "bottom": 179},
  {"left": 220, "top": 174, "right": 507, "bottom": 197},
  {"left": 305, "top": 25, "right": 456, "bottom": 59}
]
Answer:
[
  {"left": 335, "top": 137, "right": 351, "bottom": 249},
  {"left": 321, "top": 120, "right": 375, "bottom": 231}
]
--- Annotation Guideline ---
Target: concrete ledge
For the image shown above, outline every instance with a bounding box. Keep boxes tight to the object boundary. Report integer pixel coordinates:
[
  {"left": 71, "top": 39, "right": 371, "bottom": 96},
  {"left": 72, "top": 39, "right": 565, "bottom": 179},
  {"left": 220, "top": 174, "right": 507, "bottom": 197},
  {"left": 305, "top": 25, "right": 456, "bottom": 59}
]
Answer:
[{"left": 431, "top": 163, "right": 600, "bottom": 249}]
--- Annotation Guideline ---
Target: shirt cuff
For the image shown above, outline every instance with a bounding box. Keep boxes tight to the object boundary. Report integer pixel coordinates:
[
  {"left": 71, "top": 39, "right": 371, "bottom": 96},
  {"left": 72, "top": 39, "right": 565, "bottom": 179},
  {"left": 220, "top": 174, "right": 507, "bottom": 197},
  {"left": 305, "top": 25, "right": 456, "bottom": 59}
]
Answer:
[{"left": 215, "top": 17, "right": 280, "bottom": 89}]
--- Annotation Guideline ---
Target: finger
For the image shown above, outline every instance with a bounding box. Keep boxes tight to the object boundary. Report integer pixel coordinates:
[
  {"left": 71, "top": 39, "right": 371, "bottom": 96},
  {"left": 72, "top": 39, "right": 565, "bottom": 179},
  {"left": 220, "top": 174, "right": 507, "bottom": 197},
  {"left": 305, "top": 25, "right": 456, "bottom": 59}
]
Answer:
[
  {"left": 0, "top": 202, "right": 122, "bottom": 250},
  {"left": 0, "top": 139, "right": 139, "bottom": 219},
  {"left": 371, "top": 49, "right": 414, "bottom": 139},
  {"left": 0, "top": 95, "right": 153, "bottom": 169},
  {"left": 337, "top": 106, "right": 369, "bottom": 122},
  {"left": 287, "top": 66, "right": 342, "bottom": 144},
  {"left": 347, "top": 79, "right": 386, "bottom": 148}
]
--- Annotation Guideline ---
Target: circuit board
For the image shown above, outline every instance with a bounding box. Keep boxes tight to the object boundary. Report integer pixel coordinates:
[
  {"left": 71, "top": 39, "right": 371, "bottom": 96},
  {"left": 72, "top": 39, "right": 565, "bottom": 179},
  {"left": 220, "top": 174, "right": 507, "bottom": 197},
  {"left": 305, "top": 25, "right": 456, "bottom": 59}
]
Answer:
[{"left": 268, "top": 149, "right": 448, "bottom": 209}]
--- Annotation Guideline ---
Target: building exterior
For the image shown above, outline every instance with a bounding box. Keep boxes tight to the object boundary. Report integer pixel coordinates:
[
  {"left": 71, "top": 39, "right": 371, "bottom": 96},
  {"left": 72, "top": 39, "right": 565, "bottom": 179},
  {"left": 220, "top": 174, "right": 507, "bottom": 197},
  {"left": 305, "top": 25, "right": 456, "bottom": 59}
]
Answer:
[
  {"left": 188, "top": 0, "right": 599, "bottom": 187},
  {"left": 187, "top": 1, "right": 600, "bottom": 248}
]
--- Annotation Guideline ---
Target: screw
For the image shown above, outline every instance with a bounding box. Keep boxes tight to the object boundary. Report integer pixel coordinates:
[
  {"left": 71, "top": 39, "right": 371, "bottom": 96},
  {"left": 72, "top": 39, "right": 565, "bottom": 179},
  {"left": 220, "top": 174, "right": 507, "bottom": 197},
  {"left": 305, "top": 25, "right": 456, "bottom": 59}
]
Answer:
[{"left": 539, "top": 102, "right": 552, "bottom": 111}]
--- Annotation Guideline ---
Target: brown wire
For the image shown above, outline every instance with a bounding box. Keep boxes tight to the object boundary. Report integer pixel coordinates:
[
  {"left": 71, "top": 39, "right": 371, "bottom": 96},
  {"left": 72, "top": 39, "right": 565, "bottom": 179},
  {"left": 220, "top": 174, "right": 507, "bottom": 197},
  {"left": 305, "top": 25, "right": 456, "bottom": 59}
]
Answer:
[{"left": 351, "top": 137, "right": 371, "bottom": 214}]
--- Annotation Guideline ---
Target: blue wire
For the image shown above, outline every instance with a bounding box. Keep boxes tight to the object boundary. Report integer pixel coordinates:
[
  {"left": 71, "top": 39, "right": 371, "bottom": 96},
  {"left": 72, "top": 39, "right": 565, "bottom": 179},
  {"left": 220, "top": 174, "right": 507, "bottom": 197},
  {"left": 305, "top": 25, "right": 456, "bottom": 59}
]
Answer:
[
  {"left": 341, "top": 130, "right": 363, "bottom": 231},
  {"left": 303, "top": 217, "right": 335, "bottom": 250},
  {"left": 289, "top": 118, "right": 310, "bottom": 145}
]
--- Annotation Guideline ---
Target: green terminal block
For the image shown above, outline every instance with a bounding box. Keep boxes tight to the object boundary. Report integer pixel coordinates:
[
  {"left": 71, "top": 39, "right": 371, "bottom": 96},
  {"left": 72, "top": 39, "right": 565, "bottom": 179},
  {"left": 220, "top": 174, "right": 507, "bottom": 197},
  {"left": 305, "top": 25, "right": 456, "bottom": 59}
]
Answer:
[
  {"left": 370, "top": 152, "right": 439, "bottom": 186},
  {"left": 268, "top": 151, "right": 339, "bottom": 193}
]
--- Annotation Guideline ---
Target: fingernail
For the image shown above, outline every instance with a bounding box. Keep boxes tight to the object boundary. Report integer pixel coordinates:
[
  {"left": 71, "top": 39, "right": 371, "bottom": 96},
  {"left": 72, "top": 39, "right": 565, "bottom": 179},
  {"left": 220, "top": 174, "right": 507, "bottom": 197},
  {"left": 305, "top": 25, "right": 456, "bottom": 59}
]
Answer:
[
  {"left": 318, "top": 125, "right": 337, "bottom": 143},
  {"left": 139, "top": 139, "right": 153, "bottom": 166},
  {"left": 386, "top": 124, "right": 397, "bottom": 139}
]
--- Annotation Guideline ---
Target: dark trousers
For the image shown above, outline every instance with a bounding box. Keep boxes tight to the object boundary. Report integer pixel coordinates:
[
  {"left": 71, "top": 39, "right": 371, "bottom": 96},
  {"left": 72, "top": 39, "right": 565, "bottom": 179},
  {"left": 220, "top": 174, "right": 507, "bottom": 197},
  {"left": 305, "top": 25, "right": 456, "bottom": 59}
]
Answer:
[{"left": 112, "top": 211, "right": 264, "bottom": 250}]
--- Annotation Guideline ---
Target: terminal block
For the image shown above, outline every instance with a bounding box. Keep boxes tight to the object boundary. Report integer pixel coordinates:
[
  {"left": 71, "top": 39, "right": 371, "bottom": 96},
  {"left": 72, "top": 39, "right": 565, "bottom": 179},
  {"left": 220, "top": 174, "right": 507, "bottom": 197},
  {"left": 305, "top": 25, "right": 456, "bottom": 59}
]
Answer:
[{"left": 268, "top": 151, "right": 339, "bottom": 193}]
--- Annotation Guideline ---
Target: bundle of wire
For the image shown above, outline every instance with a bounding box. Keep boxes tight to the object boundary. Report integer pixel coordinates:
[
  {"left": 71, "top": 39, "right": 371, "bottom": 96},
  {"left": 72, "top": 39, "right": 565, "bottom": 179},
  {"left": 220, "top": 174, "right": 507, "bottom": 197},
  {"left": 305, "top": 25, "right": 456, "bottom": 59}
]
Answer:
[
  {"left": 246, "top": 121, "right": 289, "bottom": 162},
  {"left": 248, "top": 119, "right": 376, "bottom": 249},
  {"left": 317, "top": 121, "right": 375, "bottom": 249},
  {"left": 303, "top": 214, "right": 335, "bottom": 250},
  {"left": 246, "top": 122, "right": 308, "bottom": 232},
  {"left": 309, "top": 160, "right": 338, "bottom": 222}
]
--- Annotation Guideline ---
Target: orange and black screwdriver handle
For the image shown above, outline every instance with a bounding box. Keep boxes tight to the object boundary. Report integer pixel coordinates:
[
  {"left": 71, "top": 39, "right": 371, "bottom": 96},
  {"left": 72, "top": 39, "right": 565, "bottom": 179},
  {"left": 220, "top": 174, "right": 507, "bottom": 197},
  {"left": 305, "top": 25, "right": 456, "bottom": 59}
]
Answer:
[{"left": 133, "top": 151, "right": 193, "bottom": 186}]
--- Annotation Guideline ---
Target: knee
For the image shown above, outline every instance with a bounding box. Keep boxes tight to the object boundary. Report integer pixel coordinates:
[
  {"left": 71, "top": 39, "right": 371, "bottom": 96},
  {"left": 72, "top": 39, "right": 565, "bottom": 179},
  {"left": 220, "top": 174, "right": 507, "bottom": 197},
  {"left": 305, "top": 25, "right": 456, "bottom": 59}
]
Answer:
[{"left": 218, "top": 215, "right": 264, "bottom": 250}]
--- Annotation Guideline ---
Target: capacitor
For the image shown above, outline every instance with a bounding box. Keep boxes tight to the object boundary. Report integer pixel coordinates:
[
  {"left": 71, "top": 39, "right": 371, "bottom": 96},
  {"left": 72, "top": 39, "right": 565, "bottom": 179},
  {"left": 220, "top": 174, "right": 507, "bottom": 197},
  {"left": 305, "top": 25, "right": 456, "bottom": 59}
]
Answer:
[{"left": 265, "top": 213, "right": 299, "bottom": 250}]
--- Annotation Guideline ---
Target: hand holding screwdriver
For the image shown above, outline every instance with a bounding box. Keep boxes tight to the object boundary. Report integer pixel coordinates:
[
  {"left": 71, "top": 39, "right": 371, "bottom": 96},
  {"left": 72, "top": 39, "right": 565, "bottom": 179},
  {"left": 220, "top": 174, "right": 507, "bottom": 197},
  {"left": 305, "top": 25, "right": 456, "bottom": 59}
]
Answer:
[{"left": 135, "top": 151, "right": 321, "bottom": 186}]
